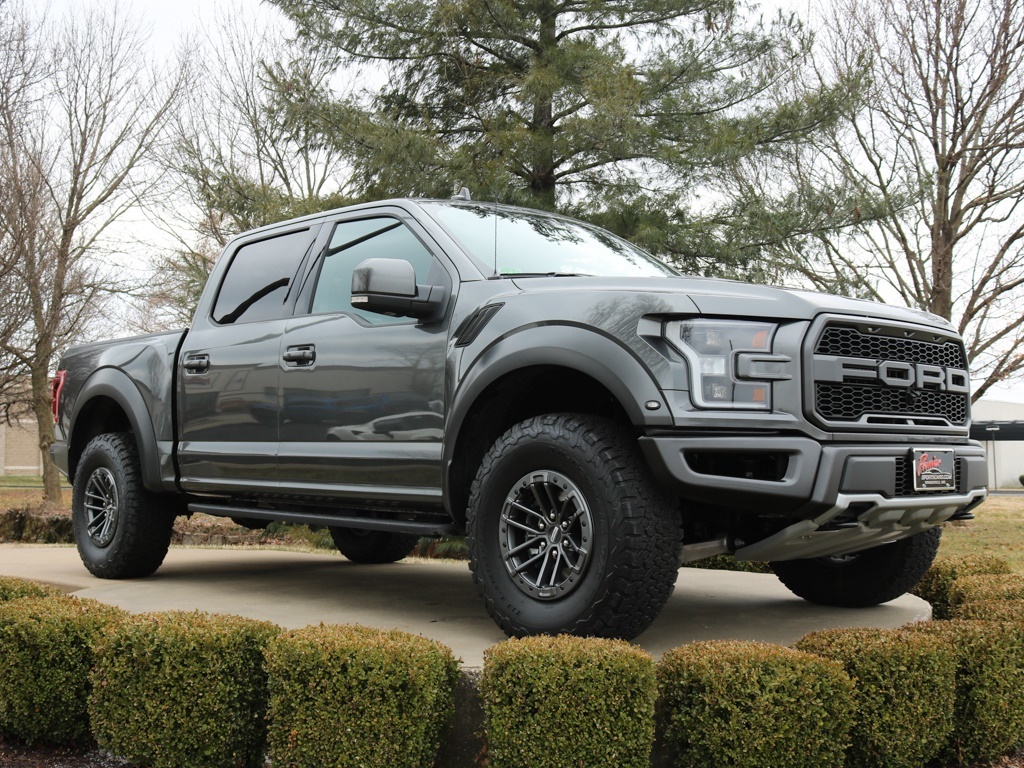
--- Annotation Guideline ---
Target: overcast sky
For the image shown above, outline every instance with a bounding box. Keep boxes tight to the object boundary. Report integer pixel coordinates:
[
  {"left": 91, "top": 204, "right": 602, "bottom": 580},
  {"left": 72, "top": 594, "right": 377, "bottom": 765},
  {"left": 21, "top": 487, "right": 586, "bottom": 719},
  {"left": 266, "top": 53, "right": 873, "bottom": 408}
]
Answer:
[{"left": 38, "top": 0, "right": 1024, "bottom": 404}]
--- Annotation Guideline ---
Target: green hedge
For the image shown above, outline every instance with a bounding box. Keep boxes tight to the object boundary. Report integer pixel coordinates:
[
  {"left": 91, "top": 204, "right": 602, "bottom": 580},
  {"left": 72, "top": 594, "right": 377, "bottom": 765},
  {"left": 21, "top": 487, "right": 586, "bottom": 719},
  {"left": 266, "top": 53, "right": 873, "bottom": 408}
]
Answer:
[
  {"left": 795, "top": 628, "right": 954, "bottom": 768},
  {"left": 0, "top": 575, "right": 63, "bottom": 602},
  {"left": 657, "top": 640, "right": 855, "bottom": 768},
  {"left": 953, "top": 598, "right": 1024, "bottom": 622},
  {"left": 912, "top": 554, "right": 1013, "bottom": 619},
  {"left": 0, "top": 596, "right": 125, "bottom": 746},
  {"left": 905, "top": 619, "right": 1024, "bottom": 763},
  {"left": 265, "top": 624, "right": 458, "bottom": 768},
  {"left": 481, "top": 635, "right": 655, "bottom": 768},
  {"left": 949, "top": 573, "right": 1024, "bottom": 615},
  {"left": 89, "top": 611, "right": 279, "bottom": 768}
]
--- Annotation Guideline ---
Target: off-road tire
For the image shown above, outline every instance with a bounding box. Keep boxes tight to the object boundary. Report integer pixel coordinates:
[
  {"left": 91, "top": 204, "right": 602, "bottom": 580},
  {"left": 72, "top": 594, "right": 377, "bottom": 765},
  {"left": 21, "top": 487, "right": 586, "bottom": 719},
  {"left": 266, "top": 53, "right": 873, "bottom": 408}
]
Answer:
[
  {"left": 769, "top": 527, "right": 942, "bottom": 607},
  {"left": 72, "top": 433, "right": 175, "bottom": 579},
  {"left": 328, "top": 528, "right": 420, "bottom": 564},
  {"left": 467, "top": 413, "right": 681, "bottom": 639}
]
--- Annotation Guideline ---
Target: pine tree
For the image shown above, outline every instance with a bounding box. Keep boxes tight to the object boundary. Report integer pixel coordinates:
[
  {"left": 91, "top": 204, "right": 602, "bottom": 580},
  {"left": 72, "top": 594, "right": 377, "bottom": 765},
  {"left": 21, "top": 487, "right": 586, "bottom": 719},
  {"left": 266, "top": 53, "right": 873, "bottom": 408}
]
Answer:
[{"left": 268, "top": 0, "right": 854, "bottom": 276}]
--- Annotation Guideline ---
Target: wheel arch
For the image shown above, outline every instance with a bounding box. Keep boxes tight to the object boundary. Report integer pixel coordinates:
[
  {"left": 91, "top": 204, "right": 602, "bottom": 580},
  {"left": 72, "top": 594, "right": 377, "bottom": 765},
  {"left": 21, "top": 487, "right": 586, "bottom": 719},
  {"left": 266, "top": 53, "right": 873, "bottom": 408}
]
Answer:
[
  {"left": 444, "top": 325, "right": 670, "bottom": 525},
  {"left": 67, "top": 368, "right": 162, "bottom": 493}
]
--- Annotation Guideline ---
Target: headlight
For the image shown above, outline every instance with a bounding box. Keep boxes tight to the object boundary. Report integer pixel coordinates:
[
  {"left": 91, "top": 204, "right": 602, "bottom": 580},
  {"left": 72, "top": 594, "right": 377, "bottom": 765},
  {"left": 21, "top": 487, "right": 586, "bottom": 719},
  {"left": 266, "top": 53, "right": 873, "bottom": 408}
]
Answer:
[{"left": 667, "top": 319, "right": 779, "bottom": 410}]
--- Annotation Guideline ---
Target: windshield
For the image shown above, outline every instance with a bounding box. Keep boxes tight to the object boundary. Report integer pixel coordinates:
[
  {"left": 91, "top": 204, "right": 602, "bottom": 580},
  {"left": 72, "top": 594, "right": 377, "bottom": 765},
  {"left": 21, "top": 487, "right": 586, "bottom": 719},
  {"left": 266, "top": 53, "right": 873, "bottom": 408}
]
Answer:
[{"left": 421, "top": 202, "right": 676, "bottom": 278}]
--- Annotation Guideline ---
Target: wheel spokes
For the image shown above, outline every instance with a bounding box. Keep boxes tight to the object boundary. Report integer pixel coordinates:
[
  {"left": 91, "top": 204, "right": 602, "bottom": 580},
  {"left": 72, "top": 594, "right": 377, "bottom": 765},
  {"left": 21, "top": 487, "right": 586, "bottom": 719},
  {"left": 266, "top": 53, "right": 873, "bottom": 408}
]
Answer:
[
  {"left": 82, "top": 468, "right": 119, "bottom": 547},
  {"left": 500, "top": 470, "right": 593, "bottom": 601}
]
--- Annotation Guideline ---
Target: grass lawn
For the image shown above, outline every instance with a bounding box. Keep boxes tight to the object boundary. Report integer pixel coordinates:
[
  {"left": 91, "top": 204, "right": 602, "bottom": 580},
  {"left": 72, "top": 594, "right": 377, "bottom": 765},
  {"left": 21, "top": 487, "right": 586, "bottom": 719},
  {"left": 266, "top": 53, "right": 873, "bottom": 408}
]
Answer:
[
  {"left": 0, "top": 475, "right": 69, "bottom": 510},
  {"left": 938, "top": 494, "right": 1024, "bottom": 573}
]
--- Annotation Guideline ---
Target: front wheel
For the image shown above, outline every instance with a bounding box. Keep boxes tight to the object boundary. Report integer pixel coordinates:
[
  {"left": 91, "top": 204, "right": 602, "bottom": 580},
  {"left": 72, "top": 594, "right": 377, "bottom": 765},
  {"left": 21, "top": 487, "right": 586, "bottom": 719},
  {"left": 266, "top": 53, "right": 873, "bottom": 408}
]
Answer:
[
  {"left": 72, "top": 433, "right": 175, "bottom": 579},
  {"left": 328, "top": 527, "right": 419, "bottom": 564},
  {"left": 769, "top": 528, "right": 942, "bottom": 607},
  {"left": 467, "top": 414, "right": 681, "bottom": 640}
]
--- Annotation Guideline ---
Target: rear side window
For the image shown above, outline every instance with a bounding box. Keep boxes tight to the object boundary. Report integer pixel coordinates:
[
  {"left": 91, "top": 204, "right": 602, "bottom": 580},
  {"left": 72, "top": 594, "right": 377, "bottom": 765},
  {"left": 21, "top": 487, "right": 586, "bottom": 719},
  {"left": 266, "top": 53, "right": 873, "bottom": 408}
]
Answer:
[{"left": 213, "top": 229, "right": 315, "bottom": 324}]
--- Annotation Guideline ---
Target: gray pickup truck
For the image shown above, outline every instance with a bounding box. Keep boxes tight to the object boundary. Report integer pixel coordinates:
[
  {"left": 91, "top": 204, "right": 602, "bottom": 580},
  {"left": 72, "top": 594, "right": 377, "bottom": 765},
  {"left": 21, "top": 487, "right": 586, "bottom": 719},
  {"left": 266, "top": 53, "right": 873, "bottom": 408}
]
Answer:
[{"left": 52, "top": 197, "right": 988, "bottom": 639}]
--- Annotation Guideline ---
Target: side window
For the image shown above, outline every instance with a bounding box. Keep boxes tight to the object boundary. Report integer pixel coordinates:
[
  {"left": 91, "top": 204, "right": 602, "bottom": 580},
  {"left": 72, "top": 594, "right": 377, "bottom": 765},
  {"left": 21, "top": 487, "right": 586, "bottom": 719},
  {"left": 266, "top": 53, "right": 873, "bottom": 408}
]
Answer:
[
  {"left": 311, "top": 217, "right": 435, "bottom": 323},
  {"left": 213, "top": 229, "right": 314, "bottom": 325}
]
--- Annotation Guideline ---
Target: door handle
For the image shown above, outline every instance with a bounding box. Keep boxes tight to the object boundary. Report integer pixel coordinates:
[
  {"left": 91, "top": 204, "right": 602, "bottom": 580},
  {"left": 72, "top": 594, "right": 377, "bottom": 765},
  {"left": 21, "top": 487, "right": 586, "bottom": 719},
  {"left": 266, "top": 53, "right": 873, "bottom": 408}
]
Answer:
[
  {"left": 183, "top": 354, "right": 210, "bottom": 374},
  {"left": 283, "top": 345, "right": 316, "bottom": 366}
]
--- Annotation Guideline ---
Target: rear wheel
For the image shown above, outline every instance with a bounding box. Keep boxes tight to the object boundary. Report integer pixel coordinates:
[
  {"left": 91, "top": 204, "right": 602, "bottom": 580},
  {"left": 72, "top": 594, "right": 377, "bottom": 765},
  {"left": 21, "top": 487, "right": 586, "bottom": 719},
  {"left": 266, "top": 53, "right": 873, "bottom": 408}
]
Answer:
[
  {"left": 328, "top": 528, "right": 419, "bottom": 564},
  {"left": 467, "top": 413, "right": 681, "bottom": 639},
  {"left": 72, "top": 433, "right": 175, "bottom": 579},
  {"left": 769, "top": 528, "right": 942, "bottom": 607}
]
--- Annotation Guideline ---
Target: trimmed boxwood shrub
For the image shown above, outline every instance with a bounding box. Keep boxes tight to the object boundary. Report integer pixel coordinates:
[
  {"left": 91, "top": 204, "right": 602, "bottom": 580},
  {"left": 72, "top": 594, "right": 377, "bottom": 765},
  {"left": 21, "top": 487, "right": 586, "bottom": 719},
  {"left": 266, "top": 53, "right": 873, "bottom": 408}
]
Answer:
[
  {"left": 89, "top": 611, "right": 279, "bottom": 768},
  {"left": 905, "top": 619, "right": 1024, "bottom": 763},
  {"left": 912, "top": 554, "right": 1013, "bottom": 619},
  {"left": 265, "top": 624, "right": 458, "bottom": 768},
  {"left": 795, "top": 627, "right": 955, "bottom": 768},
  {"left": 949, "top": 573, "right": 1024, "bottom": 615},
  {"left": 0, "top": 575, "right": 63, "bottom": 602},
  {"left": 954, "top": 598, "right": 1024, "bottom": 621},
  {"left": 481, "top": 635, "right": 656, "bottom": 768},
  {"left": 658, "top": 640, "right": 855, "bottom": 768},
  {"left": 0, "top": 595, "right": 125, "bottom": 746}
]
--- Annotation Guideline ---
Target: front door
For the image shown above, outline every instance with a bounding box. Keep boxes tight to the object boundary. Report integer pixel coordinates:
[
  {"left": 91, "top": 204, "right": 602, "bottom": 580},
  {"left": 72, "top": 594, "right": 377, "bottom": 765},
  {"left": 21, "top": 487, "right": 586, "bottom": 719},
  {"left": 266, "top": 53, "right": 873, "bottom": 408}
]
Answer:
[{"left": 277, "top": 211, "right": 452, "bottom": 505}]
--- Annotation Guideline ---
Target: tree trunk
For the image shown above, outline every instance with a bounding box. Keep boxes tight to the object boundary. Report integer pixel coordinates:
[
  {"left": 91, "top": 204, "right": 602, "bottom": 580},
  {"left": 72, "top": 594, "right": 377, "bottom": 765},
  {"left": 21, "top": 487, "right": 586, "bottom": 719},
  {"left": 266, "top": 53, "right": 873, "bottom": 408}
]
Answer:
[
  {"left": 929, "top": 236, "right": 954, "bottom": 321},
  {"left": 529, "top": 6, "right": 558, "bottom": 210},
  {"left": 929, "top": 168, "right": 954, "bottom": 321},
  {"left": 30, "top": 363, "right": 62, "bottom": 505}
]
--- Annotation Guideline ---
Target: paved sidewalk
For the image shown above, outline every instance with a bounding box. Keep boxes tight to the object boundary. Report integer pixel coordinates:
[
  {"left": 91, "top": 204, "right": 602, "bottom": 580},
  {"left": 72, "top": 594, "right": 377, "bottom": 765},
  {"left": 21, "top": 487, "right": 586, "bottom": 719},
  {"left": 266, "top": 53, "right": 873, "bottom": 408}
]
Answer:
[{"left": 0, "top": 543, "right": 930, "bottom": 667}]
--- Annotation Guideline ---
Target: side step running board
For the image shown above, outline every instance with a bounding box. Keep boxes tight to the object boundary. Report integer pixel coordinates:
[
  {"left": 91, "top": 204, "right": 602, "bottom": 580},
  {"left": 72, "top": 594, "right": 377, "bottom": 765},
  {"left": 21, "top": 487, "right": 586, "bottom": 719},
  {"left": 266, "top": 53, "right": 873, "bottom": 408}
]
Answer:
[{"left": 187, "top": 503, "right": 458, "bottom": 537}]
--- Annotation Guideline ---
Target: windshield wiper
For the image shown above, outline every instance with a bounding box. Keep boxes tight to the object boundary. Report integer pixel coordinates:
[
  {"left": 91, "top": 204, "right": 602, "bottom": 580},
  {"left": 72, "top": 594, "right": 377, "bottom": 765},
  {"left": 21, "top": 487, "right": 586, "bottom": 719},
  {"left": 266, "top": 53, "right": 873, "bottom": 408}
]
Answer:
[{"left": 496, "top": 272, "right": 593, "bottom": 278}]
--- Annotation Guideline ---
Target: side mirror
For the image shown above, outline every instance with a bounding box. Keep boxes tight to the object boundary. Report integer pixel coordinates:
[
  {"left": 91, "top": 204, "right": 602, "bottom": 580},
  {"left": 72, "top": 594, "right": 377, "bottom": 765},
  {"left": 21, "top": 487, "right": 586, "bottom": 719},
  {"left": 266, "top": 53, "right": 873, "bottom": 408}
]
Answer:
[{"left": 351, "top": 258, "right": 446, "bottom": 321}]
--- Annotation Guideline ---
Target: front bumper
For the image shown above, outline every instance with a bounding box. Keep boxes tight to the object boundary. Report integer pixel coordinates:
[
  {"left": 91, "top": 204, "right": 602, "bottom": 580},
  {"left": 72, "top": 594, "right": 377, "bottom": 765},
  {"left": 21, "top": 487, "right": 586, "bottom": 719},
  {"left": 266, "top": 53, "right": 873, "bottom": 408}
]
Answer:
[{"left": 639, "top": 435, "right": 988, "bottom": 561}]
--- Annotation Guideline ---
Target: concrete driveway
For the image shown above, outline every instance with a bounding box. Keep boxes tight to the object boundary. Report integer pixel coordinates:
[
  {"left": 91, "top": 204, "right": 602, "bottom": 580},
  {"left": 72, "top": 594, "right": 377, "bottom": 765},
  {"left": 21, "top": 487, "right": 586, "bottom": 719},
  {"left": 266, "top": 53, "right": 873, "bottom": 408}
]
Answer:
[{"left": 0, "top": 543, "right": 930, "bottom": 667}]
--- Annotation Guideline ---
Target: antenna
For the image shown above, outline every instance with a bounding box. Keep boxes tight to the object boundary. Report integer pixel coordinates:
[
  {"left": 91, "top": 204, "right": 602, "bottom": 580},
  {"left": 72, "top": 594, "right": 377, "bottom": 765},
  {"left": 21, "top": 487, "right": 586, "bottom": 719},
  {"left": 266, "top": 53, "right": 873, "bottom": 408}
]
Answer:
[
  {"left": 451, "top": 185, "right": 472, "bottom": 201},
  {"left": 493, "top": 197, "right": 499, "bottom": 277}
]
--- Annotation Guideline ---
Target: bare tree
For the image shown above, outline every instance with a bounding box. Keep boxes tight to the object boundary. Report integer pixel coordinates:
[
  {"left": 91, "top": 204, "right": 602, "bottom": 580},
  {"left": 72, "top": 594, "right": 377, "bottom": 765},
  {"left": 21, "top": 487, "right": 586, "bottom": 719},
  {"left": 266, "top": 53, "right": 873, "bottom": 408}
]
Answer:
[
  {"left": 142, "top": 6, "right": 350, "bottom": 330},
  {"left": 0, "top": 2, "right": 187, "bottom": 502},
  {"left": 768, "top": 0, "right": 1024, "bottom": 401}
]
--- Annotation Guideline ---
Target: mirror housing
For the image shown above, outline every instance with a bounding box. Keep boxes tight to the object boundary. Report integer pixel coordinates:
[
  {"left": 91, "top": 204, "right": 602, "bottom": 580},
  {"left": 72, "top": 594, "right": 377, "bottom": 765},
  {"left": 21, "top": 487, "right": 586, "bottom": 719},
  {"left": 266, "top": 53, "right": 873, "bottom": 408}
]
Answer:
[{"left": 351, "top": 258, "right": 446, "bottom": 321}]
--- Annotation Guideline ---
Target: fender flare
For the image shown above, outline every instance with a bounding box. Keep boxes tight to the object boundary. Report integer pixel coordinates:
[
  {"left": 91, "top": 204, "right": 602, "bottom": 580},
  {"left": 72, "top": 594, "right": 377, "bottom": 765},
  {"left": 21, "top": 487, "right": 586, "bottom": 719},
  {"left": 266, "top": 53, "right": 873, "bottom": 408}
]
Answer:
[
  {"left": 443, "top": 323, "right": 672, "bottom": 486},
  {"left": 69, "top": 367, "right": 163, "bottom": 492}
]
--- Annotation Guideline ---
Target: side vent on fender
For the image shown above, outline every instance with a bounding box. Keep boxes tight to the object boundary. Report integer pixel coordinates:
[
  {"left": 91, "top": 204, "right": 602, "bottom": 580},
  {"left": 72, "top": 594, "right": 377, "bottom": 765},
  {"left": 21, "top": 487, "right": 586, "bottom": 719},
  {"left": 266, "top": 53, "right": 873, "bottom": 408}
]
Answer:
[{"left": 453, "top": 303, "right": 504, "bottom": 348}]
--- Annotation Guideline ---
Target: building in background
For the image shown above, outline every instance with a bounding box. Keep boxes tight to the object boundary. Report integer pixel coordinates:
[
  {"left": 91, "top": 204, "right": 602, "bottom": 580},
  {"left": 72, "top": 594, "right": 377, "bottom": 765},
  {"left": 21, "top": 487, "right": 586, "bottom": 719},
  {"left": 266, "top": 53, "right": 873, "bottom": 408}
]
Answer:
[
  {"left": 971, "top": 399, "right": 1024, "bottom": 489},
  {"left": 0, "top": 418, "right": 44, "bottom": 476}
]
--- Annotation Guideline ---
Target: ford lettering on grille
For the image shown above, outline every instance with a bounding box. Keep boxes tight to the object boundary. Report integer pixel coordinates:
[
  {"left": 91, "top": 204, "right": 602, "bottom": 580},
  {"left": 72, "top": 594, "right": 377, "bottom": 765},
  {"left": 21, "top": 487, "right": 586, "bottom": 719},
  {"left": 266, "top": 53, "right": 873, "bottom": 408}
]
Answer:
[{"left": 815, "top": 356, "right": 970, "bottom": 393}]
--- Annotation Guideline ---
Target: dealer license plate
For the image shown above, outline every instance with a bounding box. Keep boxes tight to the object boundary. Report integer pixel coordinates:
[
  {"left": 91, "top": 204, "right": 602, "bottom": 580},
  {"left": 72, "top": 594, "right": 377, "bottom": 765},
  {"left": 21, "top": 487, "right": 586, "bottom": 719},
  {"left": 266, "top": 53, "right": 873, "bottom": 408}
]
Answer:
[{"left": 911, "top": 449, "right": 956, "bottom": 491}]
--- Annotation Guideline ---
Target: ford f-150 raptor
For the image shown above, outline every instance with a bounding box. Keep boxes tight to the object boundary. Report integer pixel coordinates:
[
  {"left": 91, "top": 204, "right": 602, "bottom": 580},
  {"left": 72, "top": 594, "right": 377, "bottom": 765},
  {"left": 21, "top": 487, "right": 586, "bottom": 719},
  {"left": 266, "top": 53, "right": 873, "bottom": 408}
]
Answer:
[{"left": 51, "top": 197, "right": 989, "bottom": 639}]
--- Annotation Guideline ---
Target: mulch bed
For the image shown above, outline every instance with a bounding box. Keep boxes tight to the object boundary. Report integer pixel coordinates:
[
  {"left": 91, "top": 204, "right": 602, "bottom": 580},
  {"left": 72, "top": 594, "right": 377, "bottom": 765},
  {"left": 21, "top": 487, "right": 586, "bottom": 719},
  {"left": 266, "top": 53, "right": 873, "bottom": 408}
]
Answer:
[
  {"left": 2, "top": 736, "right": 1023, "bottom": 768},
  {"left": 0, "top": 738, "right": 136, "bottom": 768}
]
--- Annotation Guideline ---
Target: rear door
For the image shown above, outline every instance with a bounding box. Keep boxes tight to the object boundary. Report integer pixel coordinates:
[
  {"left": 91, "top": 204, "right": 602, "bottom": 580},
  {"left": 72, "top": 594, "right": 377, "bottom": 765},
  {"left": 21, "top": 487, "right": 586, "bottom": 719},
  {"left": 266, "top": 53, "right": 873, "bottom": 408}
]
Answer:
[
  {"left": 177, "top": 224, "right": 322, "bottom": 494},
  {"left": 277, "top": 208, "right": 453, "bottom": 505}
]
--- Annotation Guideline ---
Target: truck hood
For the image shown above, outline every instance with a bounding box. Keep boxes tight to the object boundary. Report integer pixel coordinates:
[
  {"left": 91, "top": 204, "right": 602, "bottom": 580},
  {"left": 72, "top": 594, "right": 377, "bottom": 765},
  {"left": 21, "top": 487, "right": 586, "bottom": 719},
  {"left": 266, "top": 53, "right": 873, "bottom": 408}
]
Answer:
[{"left": 508, "top": 275, "right": 952, "bottom": 329}]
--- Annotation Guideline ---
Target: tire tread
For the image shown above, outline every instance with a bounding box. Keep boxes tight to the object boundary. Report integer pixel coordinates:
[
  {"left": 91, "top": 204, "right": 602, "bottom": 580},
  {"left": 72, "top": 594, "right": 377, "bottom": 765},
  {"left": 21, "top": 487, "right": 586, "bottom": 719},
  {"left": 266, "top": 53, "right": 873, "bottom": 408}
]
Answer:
[
  {"left": 72, "top": 432, "right": 174, "bottom": 579},
  {"left": 467, "top": 413, "right": 680, "bottom": 639},
  {"left": 770, "top": 527, "right": 942, "bottom": 608}
]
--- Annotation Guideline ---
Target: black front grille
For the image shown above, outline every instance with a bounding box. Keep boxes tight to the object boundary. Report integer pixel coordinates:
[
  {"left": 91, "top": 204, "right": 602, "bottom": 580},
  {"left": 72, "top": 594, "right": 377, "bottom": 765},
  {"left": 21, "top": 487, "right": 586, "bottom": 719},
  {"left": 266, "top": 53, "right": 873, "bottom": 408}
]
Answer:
[
  {"left": 812, "top": 323, "right": 969, "bottom": 428},
  {"left": 816, "top": 383, "right": 968, "bottom": 425},
  {"left": 816, "top": 326, "right": 967, "bottom": 368},
  {"left": 895, "top": 456, "right": 963, "bottom": 496}
]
